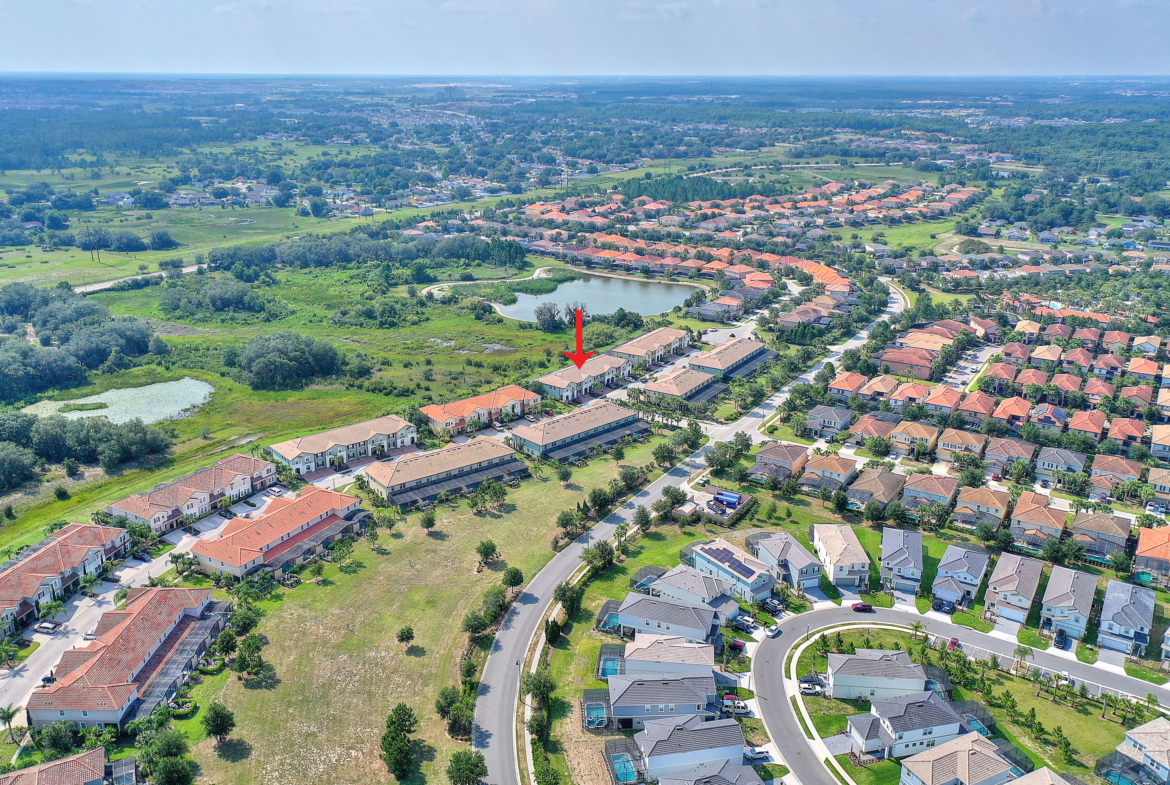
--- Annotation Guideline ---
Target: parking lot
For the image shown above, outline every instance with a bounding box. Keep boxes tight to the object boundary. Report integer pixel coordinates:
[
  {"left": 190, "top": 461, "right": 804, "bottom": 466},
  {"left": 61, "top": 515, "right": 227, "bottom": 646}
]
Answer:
[{"left": 939, "top": 345, "right": 997, "bottom": 391}]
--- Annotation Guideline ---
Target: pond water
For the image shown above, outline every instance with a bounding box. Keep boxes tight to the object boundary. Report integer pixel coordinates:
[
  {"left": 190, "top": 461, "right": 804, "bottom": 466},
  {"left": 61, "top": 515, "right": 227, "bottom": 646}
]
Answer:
[
  {"left": 23, "top": 377, "right": 215, "bottom": 424},
  {"left": 494, "top": 274, "right": 696, "bottom": 322}
]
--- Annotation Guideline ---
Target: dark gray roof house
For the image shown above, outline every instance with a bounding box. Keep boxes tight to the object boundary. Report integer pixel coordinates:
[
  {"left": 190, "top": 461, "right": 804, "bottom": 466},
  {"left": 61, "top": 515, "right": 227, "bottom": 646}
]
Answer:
[
  {"left": 751, "top": 532, "right": 822, "bottom": 591},
  {"left": 616, "top": 593, "right": 719, "bottom": 643},
  {"left": 658, "top": 760, "right": 765, "bottom": 785},
  {"left": 607, "top": 674, "right": 718, "bottom": 728},
  {"left": 635, "top": 714, "right": 744, "bottom": 762},
  {"left": 931, "top": 546, "right": 990, "bottom": 604},
  {"left": 650, "top": 566, "right": 740, "bottom": 620},
  {"left": 1098, "top": 579, "right": 1155, "bottom": 656},
  {"left": 881, "top": 528, "right": 923, "bottom": 591}
]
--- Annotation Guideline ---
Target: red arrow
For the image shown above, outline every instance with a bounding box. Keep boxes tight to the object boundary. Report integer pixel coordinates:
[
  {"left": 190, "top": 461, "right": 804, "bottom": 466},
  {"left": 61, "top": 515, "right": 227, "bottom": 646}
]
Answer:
[{"left": 562, "top": 309, "right": 596, "bottom": 369}]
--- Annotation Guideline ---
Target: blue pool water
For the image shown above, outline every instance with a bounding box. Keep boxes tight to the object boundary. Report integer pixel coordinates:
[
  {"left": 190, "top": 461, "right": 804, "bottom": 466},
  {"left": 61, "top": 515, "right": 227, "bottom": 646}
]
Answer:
[
  {"left": 600, "top": 657, "right": 621, "bottom": 677},
  {"left": 586, "top": 703, "right": 608, "bottom": 728},
  {"left": 612, "top": 753, "right": 637, "bottom": 783}
]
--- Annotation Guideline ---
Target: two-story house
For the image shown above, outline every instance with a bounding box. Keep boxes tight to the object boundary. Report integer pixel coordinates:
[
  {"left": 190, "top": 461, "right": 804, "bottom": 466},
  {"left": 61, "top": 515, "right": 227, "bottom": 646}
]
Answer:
[
  {"left": 649, "top": 566, "right": 740, "bottom": 623},
  {"left": 615, "top": 593, "right": 719, "bottom": 644},
  {"left": 881, "top": 529, "right": 923, "bottom": 593},
  {"left": 936, "top": 429, "right": 987, "bottom": 463},
  {"left": 899, "top": 734, "right": 1016, "bottom": 785},
  {"left": 985, "top": 554, "right": 1043, "bottom": 623},
  {"left": 1098, "top": 579, "right": 1154, "bottom": 656},
  {"left": 930, "top": 546, "right": 989, "bottom": 605},
  {"left": 958, "top": 391, "right": 998, "bottom": 429},
  {"left": 749, "top": 442, "right": 809, "bottom": 482},
  {"left": 812, "top": 524, "right": 870, "bottom": 588},
  {"left": 846, "top": 469, "right": 907, "bottom": 512},
  {"left": 900, "top": 474, "right": 958, "bottom": 520},
  {"left": 751, "top": 533, "right": 822, "bottom": 592},
  {"left": 951, "top": 486, "right": 1011, "bottom": 531},
  {"left": 1040, "top": 565, "right": 1097, "bottom": 641},
  {"left": 807, "top": 405, "right": 855, "bottom": 438},
  {"left": 827, "top": 650, "right": 926, "bottom": 701},
  {"left": 848, "top": 691, "right": 964, "bottom": 760},
  {"left": 1009, "top": 491, "right": 1068, "bottom": 552},
  {"left": 1099, "top": 717, "right": 1170, "bottom": 785},
  {"left": 991, "top": 396, "right": 1032, "bottom": 432},
  {"left": 1071, "top": 510, "right": 1131, "bottom": 561},
  {"left": 691, "top": 538, "right": 775, "bottom": 602},
  {"left": 1035, "top": 447, "right": 1087, "bottom": 482},
  {"left": 799, "top": 454, "right": 858, "bottom": 493},
  {"left": 607, "top": 674, "right": 718, "bottom": 730},
  {"left": 984, "top": 437, "right": 1036, "bottom": 473}
]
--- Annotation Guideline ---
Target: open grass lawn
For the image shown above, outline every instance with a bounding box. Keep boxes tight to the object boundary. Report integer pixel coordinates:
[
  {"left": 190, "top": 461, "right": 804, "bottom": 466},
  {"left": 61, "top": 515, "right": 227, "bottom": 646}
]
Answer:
[
  {"left": 755, "top": 762, "right": 791, "bottom": 782},
  {"left": 139, "top": 438, "right": 661, "bottom": 785},
  {"left": 870, "top": 220, "right": 958, "bottom": 253},
  {"left": 795, "top": 628, "right": 920, "bottom": 678},
  {"left": 923, "top": 287, "right": 975, "bottom": 305},
  {"left": 805, "top": 694, "right": 867, "bottom": 737},
  {"left": 1124, "top": 660, "right": 1169, "bottom": 686},
  {"left": 835, "top": 754, "right": 903, "bottom": 785},
  {"left": 762, "top": 422, "right": 815, "bottom": 444}
]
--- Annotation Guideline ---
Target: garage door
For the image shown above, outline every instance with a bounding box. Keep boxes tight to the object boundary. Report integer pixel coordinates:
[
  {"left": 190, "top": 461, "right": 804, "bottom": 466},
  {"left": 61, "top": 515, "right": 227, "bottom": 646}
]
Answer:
[{"left": 993, "top": 604, "right": 1027, "bottom": 623}]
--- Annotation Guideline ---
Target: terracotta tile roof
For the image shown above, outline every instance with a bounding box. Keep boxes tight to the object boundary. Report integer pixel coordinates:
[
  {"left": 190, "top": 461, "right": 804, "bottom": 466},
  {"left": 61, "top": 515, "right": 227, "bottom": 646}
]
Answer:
[
  {"left": 1092, "top": 455, "right": 1143, "bottom": 479},
  {"left": 806, "top": 454, "right": 856, "bottom": 477},
  {"left": 192, "top": 487, "right": 358, "bottom": 569},
  {"left": 986, "top": 437, "right": 1035, "bottom": 461},
  {"left": 0, "top": 748, "right": 105, "bottom": 785},
  {"left": 993, "top": 396, "right": 1031, "bottom": 420},
  {"left": 1083, "top": 378, "right": 1115, "bottom": 398},
  {"left": 828, "top": 372, "right": 868, "bottom": 395},
  {"left": 1015, "top": 368, "right": 1049, "bottom": 387},
  {"left": 110, "top": 454, "right": 274, "bottom": 521},
  {"left": 904, "top": 474, "right": 957, "bottom": 497},
  {"left": 986, "top": 363, "right": 1017, "bottom": 381},
  {"left": 849, "top": 414, "right": 898, "bottom": 440},
  {"left": 27, "top": 587, "right": 210, "bottom": 714},
  {"left": 1062, "top": 347, "right": 1094, "bottom": 367},
  {"left": 959, "top": 391, "right": 996, "bottom": 416},
  {"left": 1068, "top": 409, "right": 1106, "bottom": 434},
  {"left": 268, "top": 416, "right": 413, "bottom": 460},
  {"left": 1011, "top": 491, "right": 1066, "bottom": 530},
  {"left": 939, "top": 429, "right": 986, "bottom": 450},
  {"left": 892, "top": 421, "right": 940, "bottom": 441},
  {"left": 420, "top": 385, "right": 540, "bottom": 425},
  {"left": 1129, "top": 357, "right": 1160, "bottom": 376},
  {"left": 1051, "top": 374, "right": 1082, "bottom": 392},
  {"left": 1138, "top": 527, "right": 1170, "bottom": 562},
  {"left": 0, "top": 525, "right": 125, "bottom": 614},
  {"left": 859, "top": 375, "right": 899, "bottom": 398},
  {"left": 1109, "top": 417, "right": 1146, "bottom": 441},
  {"left": 923, "top": 385, "right": 961, "bottom": 409},
  {"left": 957, "top": 486, "right": 1010, "bottom": 511}
]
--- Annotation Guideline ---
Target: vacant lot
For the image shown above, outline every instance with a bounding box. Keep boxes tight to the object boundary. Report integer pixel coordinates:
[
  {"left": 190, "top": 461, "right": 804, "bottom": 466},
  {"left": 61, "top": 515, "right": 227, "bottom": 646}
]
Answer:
[{"left": 178, "top": 438, "right": 663, "bottom": 785}]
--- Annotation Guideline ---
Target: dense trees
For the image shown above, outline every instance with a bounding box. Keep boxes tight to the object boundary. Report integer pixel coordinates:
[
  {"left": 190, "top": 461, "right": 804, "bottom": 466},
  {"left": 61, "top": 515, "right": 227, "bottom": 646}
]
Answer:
[{"left": 237, "top": 331, "right": 341, "bottom": 390}]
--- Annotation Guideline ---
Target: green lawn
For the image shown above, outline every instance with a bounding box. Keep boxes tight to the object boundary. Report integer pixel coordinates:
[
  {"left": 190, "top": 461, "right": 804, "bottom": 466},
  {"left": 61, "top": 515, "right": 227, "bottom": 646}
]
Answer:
[
  {"left": 806, "top": 694, "right": 866, "bottom": 737},
  {"left": 171, "top": 437, "right": 664, "bottom": 785},
  {"left": 763, "top": 422, "right": 815, "bottom": 445},
  {"left": 1124, "top": 661, "right": 1169, "bottom": 686},
  {"left": 835, "top": 755, "right": 903, "bottom": 785}
]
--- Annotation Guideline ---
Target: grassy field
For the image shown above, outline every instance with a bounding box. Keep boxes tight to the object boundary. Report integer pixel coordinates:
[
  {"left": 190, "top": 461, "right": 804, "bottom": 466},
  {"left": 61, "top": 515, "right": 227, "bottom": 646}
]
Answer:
[{"left": 171, "top": 437, "right": 665, "bottom": 785}]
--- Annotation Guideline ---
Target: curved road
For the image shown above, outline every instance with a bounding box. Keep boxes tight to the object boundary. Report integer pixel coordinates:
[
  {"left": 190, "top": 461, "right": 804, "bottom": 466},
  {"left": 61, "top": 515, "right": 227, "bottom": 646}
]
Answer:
[
  {"left": 473, "top": 281, "right": 911, "bottom": 785},
  {"left": 754, "top": 606, "right": 1170, "bottom": 785}
]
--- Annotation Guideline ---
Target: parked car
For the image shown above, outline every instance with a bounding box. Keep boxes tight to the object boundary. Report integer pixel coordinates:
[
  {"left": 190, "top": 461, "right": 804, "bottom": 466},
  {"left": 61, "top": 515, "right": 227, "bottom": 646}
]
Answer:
[
  {"left": 991, "top": 473, "right": 1001, "bottom": 481},
  {"left": 799, "top": 675, "right": 823, "bottom": 686},
  {"left": 734, "top": 618, "right": 754, "bottom": 633},
  {"left": 851, "top": 602, "right": 872, "bottom": 612},
  {"left": 940, "top": 600, "right": 956, "bottom": 614},
  {"left": 948, "top": 637, "right": 960, "bottom": 650},
  {"left": 220, "top": 509, "right": 236, "bottom": 519},
  {"left": 134, "top": 551, "right": 152, "bottom": 562},
  {"left": 722, "top": 696, "right": 749, "bottom": 713},
  {"left": 524, "top": 415, "right": 537, "bottom": 423},
  {"left": 491, "top": 421, "right": 503, "bottom": 430},
  {"left": 728, "top": 639, "right": 746, "bottom": 653},
  {"left": 744, "top": 747, "right": 769, "bottom": 761},
  {"left": 766, "top": 624, "right": 780, "bottom": 638},
  {"left": 798, "top": 683, "right": 823, "bottom": 696},
  {"left": 762, "top": 599, "right": 783, "bottom": 615},
  {"left": 34, "top": 621, "right": 60, "bottom": 634},
  {"left": 931, "top": 598, "right": 943, "bottom": 612},
  {"left": 1039, "top": 480, "right": 1050, "bottom": 488},
  {"left": 1054, "top": 628, "right": 1068, "bottom": 649},
  {"left": 84, "top": 629, "right": 97, "bottom": 640}
]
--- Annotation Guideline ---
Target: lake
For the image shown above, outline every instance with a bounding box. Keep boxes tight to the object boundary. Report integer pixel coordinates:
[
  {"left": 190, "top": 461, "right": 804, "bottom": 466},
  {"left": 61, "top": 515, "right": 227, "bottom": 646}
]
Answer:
[
  {"left": 23, "top": 377, "right": 215, "bottom": 424},
  {"left": 494, "top": 274, "right": 697, "bottom": 322}
]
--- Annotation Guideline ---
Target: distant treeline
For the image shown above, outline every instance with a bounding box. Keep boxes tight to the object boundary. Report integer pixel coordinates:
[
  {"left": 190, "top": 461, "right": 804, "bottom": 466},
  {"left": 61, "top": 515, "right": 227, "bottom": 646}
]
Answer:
[{"left": 620, "top": 175, "right": 791, "bottom": 204}]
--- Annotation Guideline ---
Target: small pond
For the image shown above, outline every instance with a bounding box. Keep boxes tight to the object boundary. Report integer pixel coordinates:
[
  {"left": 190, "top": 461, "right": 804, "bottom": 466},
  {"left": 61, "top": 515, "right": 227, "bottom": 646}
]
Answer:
[
  {"left": 23, "top": 377, "right": 215, "bottom": 424},
  {"left": 494, "top": 274, "right": 696, "bottom": 322}
]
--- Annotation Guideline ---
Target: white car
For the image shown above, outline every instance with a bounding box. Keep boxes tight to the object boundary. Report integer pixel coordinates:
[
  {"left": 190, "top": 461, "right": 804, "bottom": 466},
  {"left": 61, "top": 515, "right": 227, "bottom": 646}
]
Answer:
[
  {"left": 524, "top": 415, "right": 537, "bottom": 423},
  {"left": 84, "top": 629, "right": 97, "bottom": 640},
  {"left": 766, "top": 624, "right": 780, "bottom": 638},
  {"left": 744, "top": 747, "right": 769, "bottom": 761},
  {"left": 33, "top": 621, "right": 60, "bottom": 634},
  {"left": 798, "top": 683, "right": 823, "bottom": 696}
]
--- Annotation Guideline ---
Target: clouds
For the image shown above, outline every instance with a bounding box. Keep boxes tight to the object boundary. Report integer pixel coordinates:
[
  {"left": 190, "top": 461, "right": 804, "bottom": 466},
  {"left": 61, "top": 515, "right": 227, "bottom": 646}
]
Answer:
[{"left": 0, "top": 0, "right": 1167, "bottom": 75}]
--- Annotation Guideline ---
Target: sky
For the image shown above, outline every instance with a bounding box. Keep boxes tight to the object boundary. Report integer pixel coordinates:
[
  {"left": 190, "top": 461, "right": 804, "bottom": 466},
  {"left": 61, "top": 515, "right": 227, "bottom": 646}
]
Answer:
[{"left": 2, "top": 0, "right": 1169, "bottom": 76}]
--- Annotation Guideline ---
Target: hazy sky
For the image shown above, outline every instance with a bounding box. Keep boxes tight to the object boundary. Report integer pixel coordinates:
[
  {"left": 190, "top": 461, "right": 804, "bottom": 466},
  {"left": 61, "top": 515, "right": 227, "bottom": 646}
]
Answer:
[{"left": 2, "top": 0, "right": 1169, "bottom": 76}]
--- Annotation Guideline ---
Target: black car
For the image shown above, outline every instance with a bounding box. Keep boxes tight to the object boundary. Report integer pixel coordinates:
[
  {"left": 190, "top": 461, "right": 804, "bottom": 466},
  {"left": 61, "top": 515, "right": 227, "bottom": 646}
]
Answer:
[
  {"left": 799, "top": 675, "right": 824, "bottom": 686},
  {"left": 941, "top": 600, "right": 956, "bottom": 614},
  {"left": 134, "top": 551, "right": 152, "bottom": 562},
  {"left": 1054, "top": 628, "right": 1068, "bottom": 648},
  {"left": 763, "top": 599, "right": 783, "bottom": 615},
  {"left": 221, "top": 509, "right": 236, "bottom": 519},
  {"left": 931, "top": 598, "right": 943, "bottom": 612}
]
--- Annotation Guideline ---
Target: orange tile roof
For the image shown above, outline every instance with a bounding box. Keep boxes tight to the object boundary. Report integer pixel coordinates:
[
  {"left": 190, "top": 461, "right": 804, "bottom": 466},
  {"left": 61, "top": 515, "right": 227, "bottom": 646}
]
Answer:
[
  {"left": 1138, "top": 527, "right": 1170, "bottom": 562},
  {"left": 420, "top": 385, "right": 540, "bottom": 426},
  {"left": 923, "top": 385, "right": 962, "bottom": 409},
  {"left": 0, "top": 525, "right": 125, "bottom": 615},
  {"left": 1068, "top": 410, "right": 1107, "bottom": 434},
  {"left": 959, "top": 391, "right": 997, "bottom": 416},
  {"left": 0, "top": 748, "right": 106, "bottom": 785},
  {"left": 993, "top": 396, "right": 1031, "bottom": 420},
  {"left": 1109, "top": 417, "right": 1146, "bottom": 441},
  {"left": 829, "top": 372, "right": 868, "bottom": 394}
]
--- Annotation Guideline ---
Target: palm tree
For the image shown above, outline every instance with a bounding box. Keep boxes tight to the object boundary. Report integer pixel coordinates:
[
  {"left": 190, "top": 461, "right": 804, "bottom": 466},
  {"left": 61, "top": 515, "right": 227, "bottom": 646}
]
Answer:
[
  {"left": 79, "top": 573, "right": 100, "bottom": 597},
  {"left": 39, "top": 600, "right": 64, "bottom": 621},
  {"left": 1147, "top": 693, "right": 1160, "bottom": 713},
  {"left": 909, "top": 620, "right": 924, "bottom": 640},
  {"left": 1012, "top": 644, "right": 1033, "bottom": 675},
  {"left": 0, "top": 705, "right": 16, "bottom": 744},
  {"left": 0, "top": 643, "right": 17, "bottom": 671}
]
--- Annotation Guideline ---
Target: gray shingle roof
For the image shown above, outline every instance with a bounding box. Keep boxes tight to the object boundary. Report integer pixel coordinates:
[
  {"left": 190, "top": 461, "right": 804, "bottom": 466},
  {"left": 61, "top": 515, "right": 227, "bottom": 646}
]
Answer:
[
  {"left": 636, "top": 715, "right": 744, "bottom": 758},
  {"left": 937, "top": 545, "right": 989, "bottom": 578},
  {"left": 658, "top": 760, "right": 764, "bottom": 785},
  {"left": 828, "top": 649, "right": 927, "bottom": 681},
  {"left": 753, "top": 533, "right": 818, "bottom": 571},
  {"left": 871, "top": 691, "right": 961, "bottom": 733},
  {"left": 881, "top": 528, "right": 923, "bottom": 572},
  {"left": 987, "top": 554, "right": 1044, "bottom": 603},
  {"left": 809, "top": 405, "right": 854, "bottom": 424},
  {"left": 608, "top": 674, "right": 716, "bottom": 709},
  {"left": 1041, "top": 566, "right": 1096, "bottom": 617},
  {"left": 1037, "top": 446, "right": 1086, "bottom": 468},
  {"left": 618, "top": 593, "right": 717, "bottom": 632},
  {"left": 652, "top": 565, "right": 736, "bottom": 603},
  {"left": 1101, "top": 579, "right": 1155, "bottom": 630}
]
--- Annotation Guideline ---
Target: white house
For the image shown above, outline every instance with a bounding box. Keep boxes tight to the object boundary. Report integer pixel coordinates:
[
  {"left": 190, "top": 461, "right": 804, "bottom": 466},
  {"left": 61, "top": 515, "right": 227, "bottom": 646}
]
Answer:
[
  {"left": 812, "top": 525, "right": 870, "bottom": 588},
  {"left": 984, "top": 554, "right": 1043, "bottom": 623},
  {"left": 691, "top": 538, "right": 775, "bottom": 602},
  {"left": 827, "top": 649, "right": 927, "bottom": 701},
  {"left": 1040, "top": 566, "right": 1096, "bottom": 641},
  {"left": 931, "top": 546, "right": 990, "bottom": 605},
  {"left": 847, "top": 691, "right": 965, "bottom": 759}
]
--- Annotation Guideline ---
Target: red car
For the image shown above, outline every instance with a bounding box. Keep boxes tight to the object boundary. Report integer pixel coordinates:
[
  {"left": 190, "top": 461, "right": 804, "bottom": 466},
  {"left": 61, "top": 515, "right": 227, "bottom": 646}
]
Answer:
[
  {"left": 948, "top": 637, "right": 960, "bottom": 650},
  {"left": 729, "top": 639, "right": 746, "bottom": 652},
  {"left": 991, "top": 473, "right": 1001, "bottom": 481},
  {"left": 851, "top": 602, "right": 872, "bottom": 612}
]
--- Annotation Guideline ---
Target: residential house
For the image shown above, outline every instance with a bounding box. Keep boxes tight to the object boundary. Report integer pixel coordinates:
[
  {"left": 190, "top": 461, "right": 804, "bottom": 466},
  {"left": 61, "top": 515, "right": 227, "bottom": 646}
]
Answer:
[
  {"left": 991, "top": 396, "right": 1032, "bottom": 432},
  {"left": 1068, "top": 410, "right": 1107, "bottom": 442},
  {"left": 607, "top": 673, "right": 718, "bottom": 729},
  {"left": 936, "top": 429, "right": 987, "bottom": 462},
  {"left": 26, "top": 587, "right": 227, "bottom": 731},
  {"left": 1129, "top": 357, "right": 1161, "bottom": 384},
  {"left": 1040, "top": 565, "right": 1097, "bottom": 641},
  {"left": 751, "top": 533, "right": 822, "bottom": 591},
  {"left": 1001, "top": 342, "right": 1031, "bottom": 366},
  {"left": 1101, "top": 717, "right": 1170, "bottom": 785},
  {"left": 1072, "top": 327, "right": 1101, "bottom": 349},
  {"left": 958, "top": 391, "right": 997, "bottom": 428},
  {"left": 985, "top": 554, "right": 1043, "bottom": 623},
  {"left": 879, "top": 348, "right": 935, "bottom": 380},
  {"left": 688, "top": 338, "right": 776, "bottom": 380},
  {"left": 829, "top": 372, "right": 869, "bottom": 403},
  {"left": 537, "top": 354, "right": 632, "bottom": 400},
  {"left": 1097, "top": 579, "right": 1154, "bottom": 656},
  {"left": 898, "top": 733, "right": 1016, "bottom": 785},
  {"left": 615, "top": 593, "right": 719, "bottom": 644},
  {"left": 1104, "top": 331, "right": 1133, "bottom": 353},
  {"left": 610, "top": 327, "right": 691, "bottom": 366},
  {"left": 881, "top": 529, "right": 923, "bottom": 592},
  {"left": 985, "top": 363, "right": 1018, "bottom": 392},
  {"left": 192, "top": 487, "right": 362, "bottom": 577},
  {"left": 931, "top": 546, "right": 989, "bottom": 604},
  {"left": 1151, "top": 467, "right": 1170, "bottom": 502},
  {"left": 1015, "top": 368, "right": 1050, "bottom": 389},
  {"left": 799, "top": 454, "right": 858, "bottom": 493},
  {"left": 748, "top": 443, "right": 809, "bottom": 482},
  {"left": 1071, "top": 508, "right": 1131, "bottom": 563},
  {"left": 1030, "top": 344, "right": 1063, "bottom": 368},
  {"left": 806, "top": 405, "right": 855, "bottom": 438},
  {"left": 923, "top": 385, "right": 962, "bottom": 415},
  {"left": 642, "top": 368, "right": 723, "bottom": 403},
  {"left": 634, "top": 716, "right": 747, "bottom": 780},
  {"left": 827, "top": 649, "right": 927, "bottom": 701},
  {"left": 420, "top": 385, "right": 541, "bottom": 434},
  {"left": 984, "top": 437, "right": 1036, "bottom": 473},
  {"left": 970, "top": 317, "right": 1000, "bottom": 342},
  {"left": 1154, "top": 424, "right": 1170, "bottom": 462},
  {"left": 811, "top": 524, "right": 870, "bottom": 588},
  {"left": 267, "top": 415, "right": 417, "bottom": 474},
  {"left": 1010, "top": 491, "right": 1068, "bottom": 551},
  {"left": 1084, "top": 377, "right": 1116, "bottom": 403},
  {"left": 1137, "top": 527, "right": 1170, "bottom": 582},
  {"left": 1061, "top": 347, "right": 1094, "bottom": 375},
  {"left": 365, "top": 437, "right": 526, "bottom": 507},
  {"left": 1109, "top": 417, "right": 1146, "bottom": 449},
  {"left": 1035, "top": 447, "right": 1087, "bottom": 482},
  {"left": 509, "top": 402, "right": 649, "bottom": 461},
  {"left": 901, "top": 474, "right": 959, "bottom": 520},
  {"left": 859, "top": 374, "right": 900, "bottom": 402},
  {"left": 1094, "top": 353, "right": 1126, "bottom": 379},
  {"left": 1051, "top": 373, "right": 1083, "bottom": 398},
  {"left": 649, "top": 566, "right": 739, "bottom": 623},
  {"left": 951, "top": 486, "right": 1011, "bottom": 531},
  {"left": 106, "top": 454, "right": 277, "bottom": 534},
  {"left": 890, "top": 382, "right": 931, "bottom": 411},
  {"left": 846, "top": 469, "right": 907, "bottom": 512},
  {"left": 1029, "top": 403, "right": 1067, "bottom": 433},
  {"left": 1090, "top": 455, "right": 1144, "bottom": 496},
  {"left": 691, "top": 539, "right": 775, "bottom": 602},
  {"left": 1161, "top": 389, "right": 1170, "bottom": 421},
  {"left": 1135, "top": 335, "right": 1163, "bottom": 359},
  {"left": 0, "top": 524, "right": 130, "bottom": 638},
  {"left": 1015, "top": 321, "right": 1041, "bottom": 344},
  {"left": 847, "top": 691, "right": 964, "bottom": 760},
  {"left": 890, "top": 421, "right": 942, "bottom": 457},
  {"left": 1121, "top": 385, "right": 1153, "bottom": 410},
  {"left": 849, "top": 412, "right": 902, "bottom": 444},
  {"left": 0, "top": 750, "right": 107, "bottom": 785},
  {"left": 620, "top": 634, "right": 717, "bottom": 679}
]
